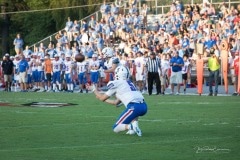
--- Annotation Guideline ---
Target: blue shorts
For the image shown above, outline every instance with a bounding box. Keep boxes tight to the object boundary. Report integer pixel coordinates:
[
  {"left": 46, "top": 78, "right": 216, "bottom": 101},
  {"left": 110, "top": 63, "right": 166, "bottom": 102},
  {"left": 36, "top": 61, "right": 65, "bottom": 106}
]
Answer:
[
  {"left": 52, "top": 71, "right": 61, "bottom": 83},
  {"left": 32, "top": 70, "right": 38, "bottom": 82},
  {"left": 65, "top": 73, "right": 72, "bottom": 84},
  {"left": 112, "top": 102, "right": 148, "bottom": 129},
  {"left": 90, "top": 71, "right": 99, "bottom": 84},
  {"left": 27, "top": 74, "right": 32, "bottom": 84},
  {"left": 38, "top": 71, "right": 44, "bottom": 82},
  {"left": 78, "top": 72, "right": 86, "bottom": 84}
]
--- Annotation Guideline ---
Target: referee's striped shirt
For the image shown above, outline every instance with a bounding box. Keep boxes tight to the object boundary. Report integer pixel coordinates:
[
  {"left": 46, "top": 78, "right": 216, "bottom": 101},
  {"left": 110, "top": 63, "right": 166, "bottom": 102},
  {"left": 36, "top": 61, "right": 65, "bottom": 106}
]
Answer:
[{"left": 145, "top": 57, "right": 161, "bottom": 73}]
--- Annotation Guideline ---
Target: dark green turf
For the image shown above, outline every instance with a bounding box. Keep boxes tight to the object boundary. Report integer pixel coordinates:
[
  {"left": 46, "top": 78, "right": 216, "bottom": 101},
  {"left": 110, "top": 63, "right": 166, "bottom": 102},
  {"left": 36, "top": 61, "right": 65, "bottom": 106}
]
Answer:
[{"left": 0, "top": 92, "right": 239, "bottom": 160}]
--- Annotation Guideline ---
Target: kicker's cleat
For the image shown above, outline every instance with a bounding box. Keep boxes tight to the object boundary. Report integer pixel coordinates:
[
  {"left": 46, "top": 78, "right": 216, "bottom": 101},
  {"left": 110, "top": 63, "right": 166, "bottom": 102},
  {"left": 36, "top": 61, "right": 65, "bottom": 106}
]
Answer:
[
  {"left": 132, "top": 121, "right": 142, "bottom": 137},
  {"left": 126, "top": 129, "right": 135, "bottom": 135}
]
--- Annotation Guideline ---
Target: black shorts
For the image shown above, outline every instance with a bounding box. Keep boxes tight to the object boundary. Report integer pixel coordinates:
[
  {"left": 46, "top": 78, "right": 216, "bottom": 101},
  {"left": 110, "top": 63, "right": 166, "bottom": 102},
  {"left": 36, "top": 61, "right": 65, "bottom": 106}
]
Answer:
[
  {"left": 46, "top": 73, "right": 52, "bottom": 81},
  {"left": 182, "top": 73, "right": 187, "bottom": 81}
]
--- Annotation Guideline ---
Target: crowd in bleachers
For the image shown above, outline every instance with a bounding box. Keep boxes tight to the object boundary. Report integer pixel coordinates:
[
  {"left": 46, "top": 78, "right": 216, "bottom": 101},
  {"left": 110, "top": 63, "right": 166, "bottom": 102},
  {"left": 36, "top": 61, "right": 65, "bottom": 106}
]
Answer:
[{"left": 1, "top": 0, "right": 240, "bottom": 95}]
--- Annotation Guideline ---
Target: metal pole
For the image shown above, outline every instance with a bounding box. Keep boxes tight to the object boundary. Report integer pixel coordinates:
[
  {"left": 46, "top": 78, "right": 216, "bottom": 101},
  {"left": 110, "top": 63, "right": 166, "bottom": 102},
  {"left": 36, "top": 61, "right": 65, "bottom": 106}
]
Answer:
[{"left": 155, "top": 0, "right": 157, "bottom": 15}]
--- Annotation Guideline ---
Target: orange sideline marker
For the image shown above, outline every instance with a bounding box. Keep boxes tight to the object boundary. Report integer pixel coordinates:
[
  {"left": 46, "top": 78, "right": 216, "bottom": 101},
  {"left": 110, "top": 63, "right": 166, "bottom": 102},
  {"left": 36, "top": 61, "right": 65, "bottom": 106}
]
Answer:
[
  {"left": 196, "top": 55, "right": 203, "bottom": 95},
  {"left": 238, "top": 56, "right": 240, "bottom": 93},
  {"left": 221, "top": 40, "right": 228, "bottom": 94}
]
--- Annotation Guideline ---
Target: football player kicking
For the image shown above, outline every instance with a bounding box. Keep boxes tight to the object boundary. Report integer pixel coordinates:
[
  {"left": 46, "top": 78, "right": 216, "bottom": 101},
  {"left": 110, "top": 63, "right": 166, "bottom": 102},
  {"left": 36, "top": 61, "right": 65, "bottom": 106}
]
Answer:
[{"left": 88, "top": 66, "right": 148, "bottom": 136}]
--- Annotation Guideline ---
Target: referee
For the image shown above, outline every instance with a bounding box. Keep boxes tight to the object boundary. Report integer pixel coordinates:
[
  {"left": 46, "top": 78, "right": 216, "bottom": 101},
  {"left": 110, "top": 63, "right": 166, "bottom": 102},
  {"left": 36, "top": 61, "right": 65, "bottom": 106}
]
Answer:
[{"left": 145, "top": 52, "right": 161, "bottom": 95}]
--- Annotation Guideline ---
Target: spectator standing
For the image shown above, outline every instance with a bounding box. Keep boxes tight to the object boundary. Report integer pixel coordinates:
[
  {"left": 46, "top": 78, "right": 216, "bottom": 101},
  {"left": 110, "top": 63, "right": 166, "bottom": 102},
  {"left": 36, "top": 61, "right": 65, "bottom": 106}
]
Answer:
[
  {"left": 23, "top": 45, "right": 32, "bottom": 57},
  {"left": 88, "top": 16, "right": 96, "bottom": 29},
  {"left": 141, "top": 4, "right": 149, "bottom": 28},
  {"left": 13, "top": 33, "right": 24, "bottom": 55},
  {"left": 65, "top": 17, "right": 73, "bottom": 41},
  {"left": 100, "top": 0, "right": 109, "bottom": 19},
  {"left": 1, "top": 53, "right": 14, "bottom": 91}
]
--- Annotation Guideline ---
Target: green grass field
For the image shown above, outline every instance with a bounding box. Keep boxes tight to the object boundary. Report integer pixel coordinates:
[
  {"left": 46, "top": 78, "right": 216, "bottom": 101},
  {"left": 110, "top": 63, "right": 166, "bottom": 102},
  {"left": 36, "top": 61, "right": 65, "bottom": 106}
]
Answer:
[{"left": 0, "top": 92, "right": 239, "bottom": 160}]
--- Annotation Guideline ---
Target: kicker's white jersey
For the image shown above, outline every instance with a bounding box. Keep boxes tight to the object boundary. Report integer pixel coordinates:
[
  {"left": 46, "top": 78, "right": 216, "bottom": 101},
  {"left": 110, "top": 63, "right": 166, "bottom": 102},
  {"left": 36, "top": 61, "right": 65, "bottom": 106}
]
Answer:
[
  {"left": 64, "top": 60, "right": 73, "bottom": 74},
  {"left": 105, "top": 80, "right": 144, "bottom": 107},
  {"left": 77, "top": 61, "right": 88, "bottom": 73},
  {"left": 52, "top": 60, "right": 62, "bottom": 72}
]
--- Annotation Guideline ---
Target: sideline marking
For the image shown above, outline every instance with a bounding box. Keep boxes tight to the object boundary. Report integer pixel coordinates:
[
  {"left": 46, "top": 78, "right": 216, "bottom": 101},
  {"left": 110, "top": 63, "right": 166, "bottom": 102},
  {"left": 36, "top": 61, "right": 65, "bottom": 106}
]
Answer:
[
  {"left": 22, "top": 102, "right": 77, "bottom": 107},
  {"left": 0, "top": 136, "right": 232, "bottom": 152}
]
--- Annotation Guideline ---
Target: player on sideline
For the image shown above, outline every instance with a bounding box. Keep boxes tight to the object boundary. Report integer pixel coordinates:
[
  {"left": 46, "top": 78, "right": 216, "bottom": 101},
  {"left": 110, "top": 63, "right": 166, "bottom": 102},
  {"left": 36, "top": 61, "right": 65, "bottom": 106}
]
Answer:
[{"left": 88, "top": 66, "right": 148, "bottom": 136}]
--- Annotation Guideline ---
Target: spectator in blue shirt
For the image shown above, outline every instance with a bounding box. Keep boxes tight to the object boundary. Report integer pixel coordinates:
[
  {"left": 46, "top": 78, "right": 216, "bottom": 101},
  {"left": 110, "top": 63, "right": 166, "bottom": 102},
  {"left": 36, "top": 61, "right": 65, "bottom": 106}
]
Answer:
[
  {"left": 88, "top": 16, "right": 96, "bottom": 29},
  {"left": 96, "top": 34, "right": 104, "bottom": 55},
  {"left": 181, "top": 36, "right": 190, "bottom": 55},
  {"left": 111, "top": 3, "right": 119, "bottom": 16},
  {"left": 23, "top": 45, "right": 32, "bottom": 57},
  {"left": 65, "top": 17, "right": 73, "bottom": 41},
  {"left": 100, "top": 0, "right": 109, "bottom": 18},
  {"left": 204, "top": 36, "right": 216, "bottom": 50},
  {"left": 95, "top": 22, "right": 103, "bottom": 33},
  {"left": 81, "top": 20, "right": 88, "bottom": 33},
  {"left": 13, "top": 33, "right": 24, "bottom": 55}
]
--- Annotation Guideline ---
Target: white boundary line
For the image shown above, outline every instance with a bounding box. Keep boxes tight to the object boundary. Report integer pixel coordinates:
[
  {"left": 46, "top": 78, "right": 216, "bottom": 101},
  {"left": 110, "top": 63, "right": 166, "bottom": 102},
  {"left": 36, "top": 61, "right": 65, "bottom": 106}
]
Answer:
[{"left": 0, "top": 136, "right": 233, "bottom": 152}]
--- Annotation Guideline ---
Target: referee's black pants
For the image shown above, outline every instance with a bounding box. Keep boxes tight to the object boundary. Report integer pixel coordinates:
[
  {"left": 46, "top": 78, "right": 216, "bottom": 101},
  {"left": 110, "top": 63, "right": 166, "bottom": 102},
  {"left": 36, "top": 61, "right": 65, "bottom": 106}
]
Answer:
[{"left": 147, "top": 72, "right": 161, "bottom": 95}]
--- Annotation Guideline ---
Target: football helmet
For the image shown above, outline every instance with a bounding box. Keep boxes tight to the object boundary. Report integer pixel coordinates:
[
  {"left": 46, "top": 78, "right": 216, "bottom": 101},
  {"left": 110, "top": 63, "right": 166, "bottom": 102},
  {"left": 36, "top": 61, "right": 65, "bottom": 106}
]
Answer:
[
  {"left": 102, "top": 47, "right": 114, "bottom": 58},
  {"left": 114, "top": 66, "right": 130, "bottom": 80}
]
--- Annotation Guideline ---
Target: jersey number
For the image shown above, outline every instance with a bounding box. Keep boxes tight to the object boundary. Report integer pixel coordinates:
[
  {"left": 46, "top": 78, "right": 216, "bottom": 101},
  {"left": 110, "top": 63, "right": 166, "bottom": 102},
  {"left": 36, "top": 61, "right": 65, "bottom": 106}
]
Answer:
[{"left": 127, "top": 81, "right": 137, "bottom": 91}]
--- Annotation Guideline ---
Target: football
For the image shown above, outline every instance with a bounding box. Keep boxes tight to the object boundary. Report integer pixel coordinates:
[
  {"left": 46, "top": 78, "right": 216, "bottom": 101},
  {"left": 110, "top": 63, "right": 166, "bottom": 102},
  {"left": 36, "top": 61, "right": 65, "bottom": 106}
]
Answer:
[{"left": 75, "top": 54, "right": 85, "bottom": 62}]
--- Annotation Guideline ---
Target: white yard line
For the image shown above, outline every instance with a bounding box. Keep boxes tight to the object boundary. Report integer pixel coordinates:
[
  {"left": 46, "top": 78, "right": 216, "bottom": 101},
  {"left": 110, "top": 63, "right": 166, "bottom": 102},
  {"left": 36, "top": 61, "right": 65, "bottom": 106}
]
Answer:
[{"left": 0, "top": 136, "right": 233, "bottom": 152}]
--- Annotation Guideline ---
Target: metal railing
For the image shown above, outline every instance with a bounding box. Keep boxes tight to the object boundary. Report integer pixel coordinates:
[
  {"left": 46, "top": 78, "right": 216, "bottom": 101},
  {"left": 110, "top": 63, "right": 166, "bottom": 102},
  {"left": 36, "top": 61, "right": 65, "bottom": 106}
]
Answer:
[
  {"left": 30, "top": 0, "right": 240, "bottom": 49},
  {"left": 29, "top": 10, "right": 103, "bottom": 49}
]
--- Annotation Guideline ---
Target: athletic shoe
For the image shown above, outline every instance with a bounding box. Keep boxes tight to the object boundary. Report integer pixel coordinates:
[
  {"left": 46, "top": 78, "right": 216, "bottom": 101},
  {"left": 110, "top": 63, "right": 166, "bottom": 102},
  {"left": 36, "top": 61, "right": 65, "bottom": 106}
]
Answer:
[
  {"left": 116, "top": 102, "right": 123, "bottom": 107},
  {"left": 131, "top": 121, "right": 142, "bottom": 137},
  {"left": 176, "top": 92, "right": 179, "bottom": 95},
  {"left": 214, "top": 92, "right": 217, "bottom": 96},
  {"left": 208, "top": 93, "right": 213, "bottom": 96},
  {"left": 126, "top": 129, "right": 135, "bottom": 135},
  {"left": 37, "top": 89, "right": 45, "bottom": 92},
  {"left": 183, "top": 89, "right": 186, "bottom": 94},
  {"left": 232, "top": 92, "right": 238, "bottom": 96}
]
